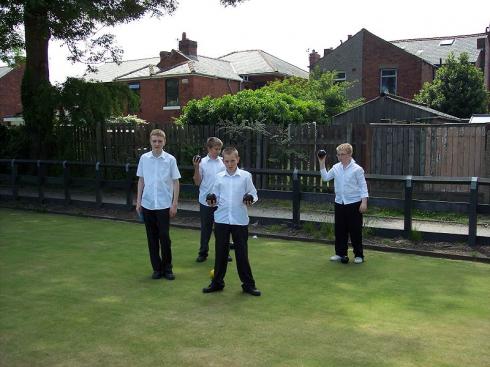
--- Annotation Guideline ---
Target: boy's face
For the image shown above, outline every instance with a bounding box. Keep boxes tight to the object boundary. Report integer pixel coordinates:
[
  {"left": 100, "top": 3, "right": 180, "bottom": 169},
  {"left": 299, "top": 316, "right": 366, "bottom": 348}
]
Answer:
[
  {"left": 207, "top": 145, "right": 222, "bottom": 159},
  {"left": 336, "top": 149, "right": 352, "bottom": 165},
  {"left": 150, "top": 135, "right": 165, "bottom": 152},
  {"left": 223, "top": 152, "right": 239, "bottom": 173}
]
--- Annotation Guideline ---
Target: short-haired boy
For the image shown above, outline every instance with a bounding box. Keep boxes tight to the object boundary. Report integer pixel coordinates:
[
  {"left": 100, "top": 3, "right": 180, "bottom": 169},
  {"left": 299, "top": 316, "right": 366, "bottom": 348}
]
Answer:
[
  {"left": 318, "top": 143, "right": 368, "bottom": 264},
  {"left": 192, "top": 137, "right": 230, "bottom": 263},
  {"left": 136, "top": 129, "right": 181, "bottom": 279},
  {"left": 202, "top": 147, "right": 261, "bottom": 296}
]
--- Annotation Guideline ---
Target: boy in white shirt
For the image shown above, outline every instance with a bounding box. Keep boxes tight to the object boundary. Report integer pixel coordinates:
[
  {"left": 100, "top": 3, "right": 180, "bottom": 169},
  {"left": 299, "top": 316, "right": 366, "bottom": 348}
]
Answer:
[
  {"left": 192, "top": 137, "right": 232, "bottom": 263},
  {"left": 136, "top": 129, "right": 181, "bottom": 280},
  {"left": 202, "top": 147, "right": 261, "bottom": 296},
  {"left": 318, "top": 143, "right": 368, "bottom": 264}
]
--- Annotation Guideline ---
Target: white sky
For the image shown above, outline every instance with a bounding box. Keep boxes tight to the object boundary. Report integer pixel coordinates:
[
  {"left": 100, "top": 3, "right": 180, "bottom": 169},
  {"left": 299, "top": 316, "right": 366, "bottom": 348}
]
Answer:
[{"left": 29, "top": 0, "right": 490, "bottom": 83}]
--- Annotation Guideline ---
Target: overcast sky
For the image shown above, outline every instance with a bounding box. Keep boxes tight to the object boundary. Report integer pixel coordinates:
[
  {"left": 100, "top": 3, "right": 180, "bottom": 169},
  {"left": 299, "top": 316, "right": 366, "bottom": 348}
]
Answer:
[{"left": 40, "top": 0, "right": 490, "bottom": 83}]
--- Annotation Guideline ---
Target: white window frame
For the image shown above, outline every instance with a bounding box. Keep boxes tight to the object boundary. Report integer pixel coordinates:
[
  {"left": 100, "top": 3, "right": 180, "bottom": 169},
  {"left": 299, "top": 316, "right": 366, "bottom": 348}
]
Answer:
[
  {"left": 380, "top": 69, "right": 397, "bottom": 95},
  {"left": 334, "top": 71, "right": 346, "bottom": 83}
]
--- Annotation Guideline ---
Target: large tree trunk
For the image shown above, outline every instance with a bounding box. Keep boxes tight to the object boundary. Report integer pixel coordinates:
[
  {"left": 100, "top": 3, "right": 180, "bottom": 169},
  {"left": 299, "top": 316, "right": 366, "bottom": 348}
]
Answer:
[{"left": 22, "top": 2, "right": 55, "bottom": 159}]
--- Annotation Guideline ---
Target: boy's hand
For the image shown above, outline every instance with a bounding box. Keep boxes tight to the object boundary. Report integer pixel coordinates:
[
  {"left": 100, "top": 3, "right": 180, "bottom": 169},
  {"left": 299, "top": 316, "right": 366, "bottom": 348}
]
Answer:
[
  {"left": 359, "top": 201, "right": 367, "bottom": 213},
  {"left": 170, "top": 203, "right": 178, "bottom": 218},
  {"left": 243, "top": 193, "right": 254, "bottom": 206},
  {"left": 206, "top": 193, "right": 217, "bottom": 206},
  {"left": 317, "top": 149, "right": 327, "bottom": 165},
  {"left": 192, "top": 155, "right": 201, "bottom": 167}
]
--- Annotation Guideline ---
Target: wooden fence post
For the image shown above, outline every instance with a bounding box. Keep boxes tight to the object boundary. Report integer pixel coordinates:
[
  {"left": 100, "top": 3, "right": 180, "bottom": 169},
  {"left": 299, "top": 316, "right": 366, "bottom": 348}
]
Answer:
[
  {"left": 404, "top": 176, "right": 413, "bottom": 235},
  {"left": 292, "top": 168, "right": 301, "bottom": 228},
  {"left": 10, "top": 159, "right": 18, "bottom": 200},
  {"left": 468, "top": 177, "right": 479, "bottom": 247},
  {"left": 63, "top": 160, "right": 71, "bottom": 205},
  {"left": 95, "top": 162, "right": 102, "bottom": 207},
  {"left": 125, "top": 163, "right": 133, "bottom": 210},
  {"left": 37, "top": 160, "right": 45, "bottom": 203}
]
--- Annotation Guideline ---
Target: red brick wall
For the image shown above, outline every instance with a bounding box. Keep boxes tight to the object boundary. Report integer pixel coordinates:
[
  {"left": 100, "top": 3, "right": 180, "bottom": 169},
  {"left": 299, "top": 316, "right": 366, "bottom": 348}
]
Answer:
[
  {"left": 136, "top": 76, "right": 240, "bottom": 124},
  {"left": 0, "top": 65, "right": 24, "bottom": 119},
  {"left": 362, "top": 32, "right": 434, "bottom": 100}
]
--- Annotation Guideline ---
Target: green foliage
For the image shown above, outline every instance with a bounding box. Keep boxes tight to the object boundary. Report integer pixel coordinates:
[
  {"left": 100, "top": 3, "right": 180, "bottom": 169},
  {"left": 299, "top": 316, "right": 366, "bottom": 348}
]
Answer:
[
  {"left": 263, "top": 69, "right": 364, "bottom": 123},
  {"left": 409, "top": 228, "right": 423, "bottom": 243},
  {"left": 302, "top": 221, "right": 335, "bottom": 240},
  {"left": 105, "top": 114, "right": 147, "bottom": 125},
  {"left": 0, "top": 125, "right": 29, "bottom": 159},
  {"left": 414, "top": 53, "right": 489, "bottom": 118},
  {"left": 57, "top": 78, "right": 139, "bottom": 126},
  {"left": 175, "top": 89, "right": 323, "bottom": 126}
]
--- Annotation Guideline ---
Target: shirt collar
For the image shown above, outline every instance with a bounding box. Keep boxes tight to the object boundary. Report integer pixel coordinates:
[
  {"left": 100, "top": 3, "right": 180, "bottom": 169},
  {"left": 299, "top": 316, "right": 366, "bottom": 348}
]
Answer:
[
  {"left": 225, "top": 167, "right": 241, "bottom": 177},
  {"left": 151, "top": 150, "right": 166, "bottom": 160}
]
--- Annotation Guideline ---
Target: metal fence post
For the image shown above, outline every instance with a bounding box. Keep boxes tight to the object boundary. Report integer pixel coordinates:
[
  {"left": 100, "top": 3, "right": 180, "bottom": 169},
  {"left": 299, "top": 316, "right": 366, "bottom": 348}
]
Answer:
[
  {"left": 404, "top": 176, "right": 413, "bottom": 235},
  {"left": 125, "top": 163, "right": 133, "bottom": 210},
  {"left": 468, "top": 177, "right": 478, "bottom": 247},
  {"left": 95, "top": 162, "right": 102, "bottom": 207},
  {"left": 11, "top": 159, "right": 18, "bottom": 200},
  {"left": 37, "top": 160, "right": 45, "bottom": 203},
  {"left": 63, "top": 160, "right": 71, "bottom": 205},
  {"left": 292, "top": 168, "right": 301, "bottom": 228}
]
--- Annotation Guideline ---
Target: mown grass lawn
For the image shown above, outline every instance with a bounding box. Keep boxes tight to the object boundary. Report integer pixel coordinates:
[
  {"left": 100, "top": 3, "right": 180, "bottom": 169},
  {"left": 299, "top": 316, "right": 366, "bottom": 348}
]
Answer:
[{"left": 0, "top": 208, "right": 489, "bottom": 367}]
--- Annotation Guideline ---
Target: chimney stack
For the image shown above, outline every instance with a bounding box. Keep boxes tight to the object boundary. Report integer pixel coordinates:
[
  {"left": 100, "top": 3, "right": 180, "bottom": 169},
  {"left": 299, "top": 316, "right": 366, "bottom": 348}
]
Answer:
[
  {"left": 178, "top": 32, "right": 197, "bottom": 56},
  {"left": 309, "top": 49, "right": 321, "bottom": 70}
]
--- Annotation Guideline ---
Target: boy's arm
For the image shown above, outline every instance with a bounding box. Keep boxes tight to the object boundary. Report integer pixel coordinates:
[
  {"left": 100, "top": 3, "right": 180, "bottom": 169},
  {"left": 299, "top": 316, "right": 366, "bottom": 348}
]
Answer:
[
  {"left": 192, "top": 157, "right": 202, "bottom": 186},
  {"left": 357, "top": 168, "right": 369, "bottom": 213},
  {"left": 245, "top": 173, "right": 258, "bottom": 204},
  {"left": 170, "top": 179, "right": 180, "bottom": 218},
  {"left": 136, "top": 177, "right": 144, "bottom": 213},
  {"left": 318, "top": 155, "right": 334, "bottom": 181}
]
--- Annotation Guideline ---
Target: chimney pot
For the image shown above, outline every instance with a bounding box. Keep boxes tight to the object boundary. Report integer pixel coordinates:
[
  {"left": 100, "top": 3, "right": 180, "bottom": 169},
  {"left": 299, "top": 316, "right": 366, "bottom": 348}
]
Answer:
[{"left": 179, "top": 32, "right": 197, "bottom": 56}]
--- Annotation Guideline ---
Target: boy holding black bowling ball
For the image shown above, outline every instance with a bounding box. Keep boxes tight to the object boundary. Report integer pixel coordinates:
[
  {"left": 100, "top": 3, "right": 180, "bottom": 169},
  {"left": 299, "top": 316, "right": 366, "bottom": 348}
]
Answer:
[
  {"left": 317, "top": 143, "right": 368, "bottom": 264},
  {"left": 193, "top": 137, "right": 232, "bottom": 263},
  {"left": 202, "top": 147, "right": 261, "bottom": 296}
]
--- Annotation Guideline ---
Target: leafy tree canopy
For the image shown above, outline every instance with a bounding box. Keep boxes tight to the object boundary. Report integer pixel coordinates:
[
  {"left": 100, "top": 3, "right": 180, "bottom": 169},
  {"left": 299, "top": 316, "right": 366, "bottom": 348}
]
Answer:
[
  {"left": 0, "top": 0, "right": 245, "bottom": 158},
  {"left": 262, "top": 69, "right": 364, "bottom": 122},
  {"left": 414, "top": 53, "right": 489, "bottom": 118},
  {"left": 175, "top": 89, "right": 323, "bottom": 125},
  {"left": 57, "top": 78, "right": 140, "bottom": 126}
]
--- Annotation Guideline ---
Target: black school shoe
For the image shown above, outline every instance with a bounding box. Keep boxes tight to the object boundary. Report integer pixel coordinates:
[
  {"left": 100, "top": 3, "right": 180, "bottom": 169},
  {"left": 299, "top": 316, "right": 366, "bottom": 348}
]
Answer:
[
  {"left": 151, "top": 271, "right": 162, "bottom": 279},
  {"left": 196, "top": 255, "right": 207, "bottom": 263},
  {"left": 202, "top": 283, "right": 224, "bottom": 293},
  {"left": 163, "top": 271, "right": 175, "bottom": 280},
  {"left": 242, "top": 285, "right": 261, "bottom": 297}
]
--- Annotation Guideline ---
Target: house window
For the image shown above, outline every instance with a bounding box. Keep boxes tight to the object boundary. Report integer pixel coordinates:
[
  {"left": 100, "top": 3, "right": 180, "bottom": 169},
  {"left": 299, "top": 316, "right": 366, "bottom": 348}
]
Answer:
[
  {"left": 165, "top": 78, "right": 179, "bottom": 107},
  {"left": 334, "top": 72, "right": 346, "bottom": 83},
  {"left": 380, "top": 69, "right": 397, "bottom": 95},
  {"left": 128, "top": 82, "right": 140, "bottom": 96}
]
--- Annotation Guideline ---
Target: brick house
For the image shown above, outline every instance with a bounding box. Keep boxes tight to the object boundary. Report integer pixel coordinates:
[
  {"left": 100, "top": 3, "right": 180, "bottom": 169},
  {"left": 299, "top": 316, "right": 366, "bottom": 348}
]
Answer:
[
  {"left": 86, "top": 33, "right": 309, "bottom": 124},
  {"left": 0, "top": 64, "right": 24, "bottom": 125},
  {"left": 310, "top": 26, "right": 490, "bottom": 101}
]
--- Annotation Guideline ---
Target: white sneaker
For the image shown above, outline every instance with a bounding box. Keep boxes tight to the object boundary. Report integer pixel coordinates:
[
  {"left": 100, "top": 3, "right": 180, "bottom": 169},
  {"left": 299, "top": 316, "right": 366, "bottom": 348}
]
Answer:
[
  {"left": 354, "top": 257, "right": 364, "bottom": 264},
  {"left": 330, "top": 255, "right": 342, "bottom": 261}
]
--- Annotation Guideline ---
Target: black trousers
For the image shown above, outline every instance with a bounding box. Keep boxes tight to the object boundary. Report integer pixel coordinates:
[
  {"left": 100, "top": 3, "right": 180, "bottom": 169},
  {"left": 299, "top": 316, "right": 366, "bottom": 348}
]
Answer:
[
  {"left": 142, "top": 207, "right": 172, "bottom": 272},
  {"left": 334, "top": 201, "right": 364, "bottom": 258},
  {"left": 198, "top": 203, "right": 217, "bottom": 257},
  {"left": 212, "top": 223, "right": 255, "bottom": 288}
]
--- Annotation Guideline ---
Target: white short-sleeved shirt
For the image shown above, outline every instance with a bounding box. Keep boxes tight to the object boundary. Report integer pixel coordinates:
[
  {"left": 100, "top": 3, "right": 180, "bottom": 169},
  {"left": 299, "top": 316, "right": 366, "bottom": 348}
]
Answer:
[
  {"left": 137, "top": 151, "right": 181, "bottom": 210},
  {"left": 212, "top": 168, "right": 258, "bottom": 226},
  {"left": 320, "top": 158, "right": 368, "bottom": 205},
  {"left": 198, "top": 155, "right": 226, "bottom": 206}
]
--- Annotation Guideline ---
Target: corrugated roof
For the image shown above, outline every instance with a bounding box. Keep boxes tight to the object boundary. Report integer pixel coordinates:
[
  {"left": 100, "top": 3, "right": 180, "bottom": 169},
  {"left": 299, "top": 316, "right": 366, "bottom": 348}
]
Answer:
[
  {"left": 116, "top": 54, "right": 243, "bottom": 81},
  {"left": 84, "top": 57, "right": 160, "bottom": 82},
  {"left": 0, "top": 66, "right": 13, "bottom": 79},
  {"left": 219, "top": 50, "right": 309, "bottom": 78},
  {"left": 391, "top": 33, "right": 484, "bottom": 65}
]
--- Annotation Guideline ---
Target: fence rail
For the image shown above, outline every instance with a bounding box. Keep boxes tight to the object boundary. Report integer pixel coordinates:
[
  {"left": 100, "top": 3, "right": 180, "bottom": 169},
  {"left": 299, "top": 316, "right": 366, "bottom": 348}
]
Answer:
[{"left": 1, "top": 159, "right": 489, "bottom": 246}]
